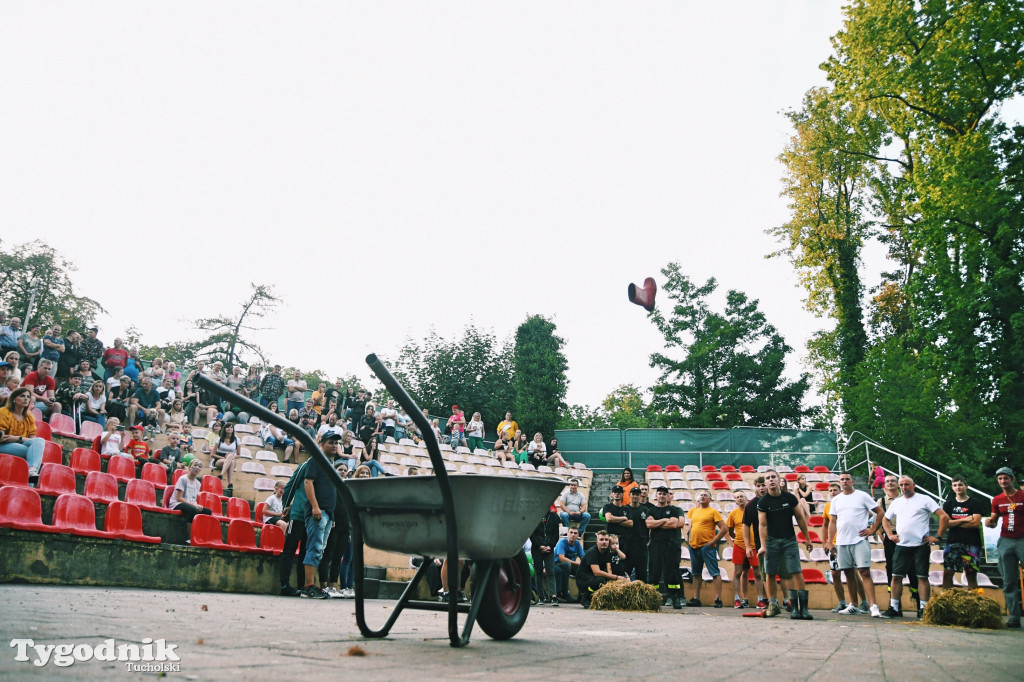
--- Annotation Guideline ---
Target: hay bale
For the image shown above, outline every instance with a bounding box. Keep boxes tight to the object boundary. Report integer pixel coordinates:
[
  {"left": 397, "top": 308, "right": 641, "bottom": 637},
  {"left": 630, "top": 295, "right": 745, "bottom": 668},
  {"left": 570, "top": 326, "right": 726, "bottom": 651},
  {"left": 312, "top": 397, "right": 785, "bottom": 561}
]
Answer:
[
  {"left": 589, "top": 580, "right": 663, "bottom": 612},
  {"left": 921, "top": 589, "right": 1004, "bottom": 629}
]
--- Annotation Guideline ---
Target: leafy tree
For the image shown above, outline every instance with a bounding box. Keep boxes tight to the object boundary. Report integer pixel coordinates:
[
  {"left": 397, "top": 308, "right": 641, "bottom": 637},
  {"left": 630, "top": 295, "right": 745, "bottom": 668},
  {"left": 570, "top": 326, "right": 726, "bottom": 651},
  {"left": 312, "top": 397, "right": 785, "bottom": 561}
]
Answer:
[
  {"left": 393, "top": 325, "right": 513, "bottom": 429},
  {"left": 190, "top": 284, "right": 281, "bottom": 369},
  {"left": 0, "top": 240, "right": 105, "bottom": 333},
  {"left": 601, "top": 384, "right": 651, "bottom": 430},
  {"left": 512, "top": 315, "right": 569, "bottom": 439},
  {"left": 558, "top": 404, "right": 607, "bottom": 430},
  {"left": 648, "top": 263, "right": 810, "bottom": 429}
]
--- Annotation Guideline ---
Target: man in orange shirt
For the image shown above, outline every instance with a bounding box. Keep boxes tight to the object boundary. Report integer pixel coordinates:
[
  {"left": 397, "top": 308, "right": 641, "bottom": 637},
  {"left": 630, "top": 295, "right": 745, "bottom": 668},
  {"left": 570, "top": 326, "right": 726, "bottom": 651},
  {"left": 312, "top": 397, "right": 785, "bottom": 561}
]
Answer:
[
  {"left": 726, "top": 490, "right": 761, "bottom": 608},
  {"left": 685, "top": 490, "right": 727, "bottom": 607}
]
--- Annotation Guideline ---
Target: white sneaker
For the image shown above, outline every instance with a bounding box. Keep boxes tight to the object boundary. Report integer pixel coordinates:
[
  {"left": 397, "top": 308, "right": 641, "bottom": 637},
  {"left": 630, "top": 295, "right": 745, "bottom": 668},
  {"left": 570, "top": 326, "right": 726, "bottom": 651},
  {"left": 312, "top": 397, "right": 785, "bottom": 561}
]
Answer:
[
  {"left": 870, "top": 604, "right": 882, "bottom": 618},
  {"left": 325, "top": 587, "right": 343, "bottom": 599},
  {"left": 838, "top": 604, "right": 860, "bottom": 615},
  {"left": 341, "top": 588, "right": 355, "bottom": 599},
  {"left": 831, "top": 604, "right": 847, "bottom": 613}
]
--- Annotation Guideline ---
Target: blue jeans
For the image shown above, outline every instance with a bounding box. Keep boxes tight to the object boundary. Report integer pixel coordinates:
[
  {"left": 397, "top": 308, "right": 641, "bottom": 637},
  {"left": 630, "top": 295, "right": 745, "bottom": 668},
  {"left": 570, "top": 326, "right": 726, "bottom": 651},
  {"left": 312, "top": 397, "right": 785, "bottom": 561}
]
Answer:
[
  {"left": 362, "top": 459, "right": 387, "bottom": 477},
  {"left": 303, "top": 509, "right": 332, "bottom": 567},
  {"left": 0, "top": 437, "right": 46, "bottom": 472},
  {"left": 287, "top": 400, "right": 304, "bottom": 414},
  {"left": 266, "top": 436, "right": 294, "bottom": 449},
  {"left": 559, "top": 511, "right": 590, "bottom": 536},
  {"left": 689, "top": 543, "right": 720, "bottom": 578}
]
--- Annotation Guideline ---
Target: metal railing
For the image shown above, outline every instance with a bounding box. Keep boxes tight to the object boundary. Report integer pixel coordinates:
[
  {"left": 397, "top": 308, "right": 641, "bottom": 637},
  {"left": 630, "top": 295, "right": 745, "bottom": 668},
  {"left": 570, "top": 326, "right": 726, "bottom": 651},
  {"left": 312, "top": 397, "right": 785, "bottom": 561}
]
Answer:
[{"left": 840, "top": 431, "right": 993, "bottom": 505}]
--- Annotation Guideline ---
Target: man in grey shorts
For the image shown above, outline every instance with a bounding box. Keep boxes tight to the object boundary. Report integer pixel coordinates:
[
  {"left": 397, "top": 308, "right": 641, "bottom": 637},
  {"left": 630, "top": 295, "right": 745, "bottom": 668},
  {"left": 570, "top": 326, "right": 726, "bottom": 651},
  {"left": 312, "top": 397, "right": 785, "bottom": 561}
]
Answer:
[
  {"left": 757, "top": 470, "right": 815, "bottom": 619},
  {"left": 825, "top": 472, "right": 883, "bottom": 617}
]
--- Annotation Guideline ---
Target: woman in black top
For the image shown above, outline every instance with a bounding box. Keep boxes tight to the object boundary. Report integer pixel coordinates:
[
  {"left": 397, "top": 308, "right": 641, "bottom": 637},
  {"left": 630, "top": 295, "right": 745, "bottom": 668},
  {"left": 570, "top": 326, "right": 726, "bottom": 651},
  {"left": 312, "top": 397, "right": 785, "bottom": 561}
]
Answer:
[
  {"left": 794, "top": 474, "right": 814, "bottom": 515},
  {"left": 106, "top": 376, "right": 134, "bottom": 421}
]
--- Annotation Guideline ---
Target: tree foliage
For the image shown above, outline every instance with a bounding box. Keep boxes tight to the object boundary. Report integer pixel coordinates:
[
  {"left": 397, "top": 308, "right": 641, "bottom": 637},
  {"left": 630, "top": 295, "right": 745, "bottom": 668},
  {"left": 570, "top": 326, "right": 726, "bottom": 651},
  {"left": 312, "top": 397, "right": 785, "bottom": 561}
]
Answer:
[
  {"left": 775, "top": 0, "right": 1024, "bottom": 473},
  {"left": 512, "top": 315, "right": 569, "bottom": 439},
  {"left": 190, "top": 284, "right": 281, "bottom": 369},
  {"left": 0, "top": 240, "right": 105, "bottom": 333},
  {"left": 393, "top": 324, "right": 513, "bottom": 429},
  {"left": 648, "top": 263, "right": 811, "bottom": 429}
]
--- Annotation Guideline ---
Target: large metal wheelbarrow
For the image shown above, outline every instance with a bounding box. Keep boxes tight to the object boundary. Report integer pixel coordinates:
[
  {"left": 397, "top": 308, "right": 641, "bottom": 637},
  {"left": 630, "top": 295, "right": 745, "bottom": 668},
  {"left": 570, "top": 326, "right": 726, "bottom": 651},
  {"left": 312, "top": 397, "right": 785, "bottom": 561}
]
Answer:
[{"left": 197, "top": 354, "right": 565, "bottom": 647}]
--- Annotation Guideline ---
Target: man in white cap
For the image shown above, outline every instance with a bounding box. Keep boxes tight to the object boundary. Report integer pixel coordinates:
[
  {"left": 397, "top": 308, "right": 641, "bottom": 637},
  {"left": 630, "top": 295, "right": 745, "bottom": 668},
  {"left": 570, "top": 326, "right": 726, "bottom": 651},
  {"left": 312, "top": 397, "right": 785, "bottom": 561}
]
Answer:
[{"left": 985, "top": 466, "right": 1024, "bottom": 629}]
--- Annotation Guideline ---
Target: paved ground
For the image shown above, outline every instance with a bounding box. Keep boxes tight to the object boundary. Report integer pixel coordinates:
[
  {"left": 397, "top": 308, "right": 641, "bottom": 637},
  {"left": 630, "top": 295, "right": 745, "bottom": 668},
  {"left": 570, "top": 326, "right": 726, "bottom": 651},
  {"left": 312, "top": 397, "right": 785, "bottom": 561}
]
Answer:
[{"left": 1, "top": 585, "right": 1021, "bottom": 681}]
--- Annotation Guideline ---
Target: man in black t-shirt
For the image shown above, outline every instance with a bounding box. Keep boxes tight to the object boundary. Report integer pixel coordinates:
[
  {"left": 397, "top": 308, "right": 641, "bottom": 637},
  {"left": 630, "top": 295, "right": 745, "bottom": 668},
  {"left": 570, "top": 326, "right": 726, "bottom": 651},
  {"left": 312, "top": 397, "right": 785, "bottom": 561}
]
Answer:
[
  {"left": 300, "top": 432, "right": 341, "bottom": 599},
  {"left": 740, "top": 476, "right": 769, "bottom": 608},
  {"left": 646, "top": 486, "right": 685, "bottom": 609},
  {"left": 602, "top": 486, "right": 631, "bottom": 537},
  {"left": 576, "top": 530, "right": 627, "bottom": 607},
  {"left": 941, "top": 477, "right": 988, "bottom": 590},
  {"left": 637, "top": 483, "right": 653, "bottom": 511},
  {"left": 757, "top": 470, "right": 814, "bottom": 619},
  {"left": 623, "top": 490, "right": 650, "bottom": 582}
]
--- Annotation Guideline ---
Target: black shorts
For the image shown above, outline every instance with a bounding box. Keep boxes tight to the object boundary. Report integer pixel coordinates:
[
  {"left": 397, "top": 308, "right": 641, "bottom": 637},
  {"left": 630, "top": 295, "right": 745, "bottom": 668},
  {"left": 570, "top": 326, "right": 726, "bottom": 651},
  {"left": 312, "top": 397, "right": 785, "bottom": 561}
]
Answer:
[{"left": 892, "top": 543, "right": 930, "bottom": 578}]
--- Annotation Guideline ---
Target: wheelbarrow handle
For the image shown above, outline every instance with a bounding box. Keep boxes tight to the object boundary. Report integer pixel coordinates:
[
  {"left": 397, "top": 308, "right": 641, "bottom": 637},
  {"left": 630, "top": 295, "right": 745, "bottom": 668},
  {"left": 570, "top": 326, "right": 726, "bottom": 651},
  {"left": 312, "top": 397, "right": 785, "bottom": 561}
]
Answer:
[{"left": 365, "top": 353, "right": 463, "bottom": 645}]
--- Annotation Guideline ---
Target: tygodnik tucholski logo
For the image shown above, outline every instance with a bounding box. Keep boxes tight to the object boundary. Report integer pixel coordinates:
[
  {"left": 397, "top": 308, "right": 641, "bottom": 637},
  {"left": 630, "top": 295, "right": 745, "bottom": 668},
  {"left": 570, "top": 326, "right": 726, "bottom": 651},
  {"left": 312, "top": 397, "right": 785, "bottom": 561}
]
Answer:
[{"left": 10, "top": 638, "right": 181, "bottom": 671}]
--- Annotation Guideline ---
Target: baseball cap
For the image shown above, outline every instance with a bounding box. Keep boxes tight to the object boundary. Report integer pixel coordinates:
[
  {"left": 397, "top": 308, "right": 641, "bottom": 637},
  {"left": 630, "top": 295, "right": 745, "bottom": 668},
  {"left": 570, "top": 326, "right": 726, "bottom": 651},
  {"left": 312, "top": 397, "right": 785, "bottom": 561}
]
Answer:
[
  {"left": 0, "top": 361, "right": 11, "bottom": 369},
  {"left": 656, "top": 485, "right": 670, "bottom": 493},
  {"left": 995, "top": 466, "right": 1015, "bottom": 479},
  {"left": 130, "top": 424, "right": 144, "bottom": 431},
  {"left": 321, "top": 431, "right": 344, "bottom": 442}
]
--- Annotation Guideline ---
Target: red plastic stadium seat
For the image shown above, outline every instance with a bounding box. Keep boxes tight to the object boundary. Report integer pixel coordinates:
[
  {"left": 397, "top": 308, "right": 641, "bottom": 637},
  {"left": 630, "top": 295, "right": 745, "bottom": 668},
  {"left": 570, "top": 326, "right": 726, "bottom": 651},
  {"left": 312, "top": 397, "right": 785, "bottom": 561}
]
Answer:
[
  {"left": 49, "top": 413, "right": 78, "bottom": 438},
  {"left": 227, "top": 518, "right": 269, "bottom": 554},
  {"left": 813, "top": 466, "right": 830, "bottom": 474},
  {"left": 701, "top": 465, "right": 717, "bottom": 473},
  {"left": 70, "top": 448, "right": 101, "bottom": 475},
  {"left": 802, "top": 568, "right": 828, "bottom": 584},
  {"left": 34, "top": 420, "right": 52, "bottom": 441},
  {"left": 41, "top": 441, "right": 64, "bottom": 467},
  {"left": 796, "top": 531, "right": 822, "bottom": 544},
  {"left": 725, "top": 472, "right": 743, "bottom": 481},
  {"left": 705, "top": 472, "right": 723, "bottom": 481},
  {"left": 794, "top": 465, "right": 811, "bottom": 473},
  {"left": 253, "top": 502, "right": 267, "bottom": 526},
  {"left": 0, "top": 486, "right": 60, "bottom": 532},
  {"left": 162, "top": 485, "right": 176, "bottom": 509},
  {"left": 814, "top": 482, "right": 830, "bottom": 491},
  {"left": 125, "top": 478, "right": 177, "bottom": 514},
  {"left": 51, "top": 493, "right": 117, "bottom": 538},
  {"left": 104, "top": 501, "right": 161, "bottom": 543},
  {"left": 664, "top": 465, "right": 681, "bottom": 472},
  {"left": 79, "top": 420, "right": 103, "bottom": 442},
  {"left": 646, "top": 465, "right": 663, "bottom": 472},
  {"left": 190, "top": 514, "right": 229, "bottom": 549},
  {"left": 172, "top": 469, "right": 187, "bottom": 486},
  {"left": 808, "top": 515, "right": 824, "bottom": 527},
  {"left": 0, "top": 453, "right": 31, "bottom": 488},
  {"left": 30, "top": 407, "right": 43, "bottom": 422},
  {"left": 784, "top": 473, "right": 799, "bottom": 482},
  {"left": 711, "top": 481, "right": 730, "bottom": 490},
  {"left": 200, "top": 475, "right": 223, "bottom": 496},
  {"left": 720, "top": 465, "right": 736, "bottom": 473},
  {"left": 83, "top": 471, "right": 120, "bottom": 504},
  {"left": 140, "top": 463, "right": 168, "bottom": 490},
  {"left": 259, "top": 523, "right": 285, "bottom": 555},
  {"left": 227, "top": 497, "right": 254, "bottom": 523},
  {"left": 738, "top": 465, "right": 755, "bottom": 473},
  {"left": 197, "top": 491, "right": 227, "bottom": 520},
  {"left": 36, "top": 463, "right": 77, "bottom": 497},
  {"left": 106, "top": 456, "right": 137, "bottom": 484}
]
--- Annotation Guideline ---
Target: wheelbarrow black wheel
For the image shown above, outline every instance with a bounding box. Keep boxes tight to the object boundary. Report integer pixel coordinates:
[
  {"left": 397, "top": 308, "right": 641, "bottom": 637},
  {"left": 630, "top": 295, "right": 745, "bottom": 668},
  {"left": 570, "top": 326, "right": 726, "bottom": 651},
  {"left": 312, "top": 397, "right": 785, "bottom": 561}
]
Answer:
[{"left": 475, "top": 551, "right": 531, "bottom": 640}]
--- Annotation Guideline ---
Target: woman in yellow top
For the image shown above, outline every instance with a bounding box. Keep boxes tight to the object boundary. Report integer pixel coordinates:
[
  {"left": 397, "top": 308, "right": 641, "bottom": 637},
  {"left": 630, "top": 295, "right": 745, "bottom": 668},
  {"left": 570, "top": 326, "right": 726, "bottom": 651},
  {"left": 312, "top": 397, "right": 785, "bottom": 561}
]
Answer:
[
  {"left": 617, "top": 467, "right": 639, "bottom": 505},
  {"left": 0, "top": 387, "right": 47, "bottom": 477}
]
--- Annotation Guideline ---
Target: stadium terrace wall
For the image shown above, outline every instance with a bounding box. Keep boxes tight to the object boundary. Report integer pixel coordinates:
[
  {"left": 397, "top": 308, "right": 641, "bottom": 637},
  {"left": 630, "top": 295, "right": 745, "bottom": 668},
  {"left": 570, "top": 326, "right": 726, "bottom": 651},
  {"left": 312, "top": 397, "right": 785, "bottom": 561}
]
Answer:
[{"left": 555, "top": 427, "right": 841, "bottom": 471}]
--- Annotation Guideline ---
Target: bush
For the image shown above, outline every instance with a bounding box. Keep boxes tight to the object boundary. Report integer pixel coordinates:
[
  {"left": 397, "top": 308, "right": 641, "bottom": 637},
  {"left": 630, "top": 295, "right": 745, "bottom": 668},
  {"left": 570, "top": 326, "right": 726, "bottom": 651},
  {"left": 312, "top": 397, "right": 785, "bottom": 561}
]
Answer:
[
  {"left": 921, "top": 589, "right": 1004, "bottom": 629},
  {"left": 589, "top": 580, "right": 663, "bottom": 612}
]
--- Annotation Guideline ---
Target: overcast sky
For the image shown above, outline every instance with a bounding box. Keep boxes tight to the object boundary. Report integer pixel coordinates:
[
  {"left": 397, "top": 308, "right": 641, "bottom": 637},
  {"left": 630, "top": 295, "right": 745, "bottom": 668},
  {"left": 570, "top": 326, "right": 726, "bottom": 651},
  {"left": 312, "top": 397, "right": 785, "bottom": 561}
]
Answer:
[{"left": 2, "top": 3, "right": 884, "bottom": 408}]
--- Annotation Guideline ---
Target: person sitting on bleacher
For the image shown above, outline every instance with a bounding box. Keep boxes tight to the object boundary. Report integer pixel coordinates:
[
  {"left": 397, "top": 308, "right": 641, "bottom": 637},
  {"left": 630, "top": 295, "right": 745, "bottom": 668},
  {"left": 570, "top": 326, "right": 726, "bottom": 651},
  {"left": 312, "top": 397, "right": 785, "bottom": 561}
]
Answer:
[
  {"left": 359, "top": 438, "right": 388, "bottom": 478},
  {"left": 0, "top": 360, "right": 14, "bottom": 401},
  {"left": 493, "top": 432, "right": 513, "bottom": 464},
  {"left": 545, "top": 437, "right": 569, "bottom": 468},
  {"left": 557, "top": 478, "right": 590, "bottom": 536},
  {"left": 128, "top": 376, "right": 163, "bottom": 434},
  {"left": 157, "top": 431, "right": 186, "bottom": 484},
  {"left": 554, "top": 526, "right": 585, "bottom": 603},
  {"left": 169, "top": 460, "right": 212, "bottom": 521},
  {"left": 0, "top": 387, "right": 46, "bottom": 479},
  {"left": 99, "top": 418, "right": 125, "bottom": 457},
  {"left": 527, "top": 432, "right": 547, "bottom": 467},
  {"left": 260, "top": 416, "right": 296, "bottom": 463},
  {"left": 21, "top": 358, "right": 61, "bottom": 418},
  {"left": 208, "top": 421, "right": 239, "bottom": 497},
  {"left": 316, "top": 411, "right": 345, "bottom": 440},
  {"left": 262, "top": 480, "right": 289, "bottom": 530},
  {"left": 81, "top": 380, "right": 107, "bottom": 429},
  {"left": 55, "top": 372, "right": 88, "bottom": 433},
  {"left": 124, "top": 425, "right": 153, "bottom": 470}
]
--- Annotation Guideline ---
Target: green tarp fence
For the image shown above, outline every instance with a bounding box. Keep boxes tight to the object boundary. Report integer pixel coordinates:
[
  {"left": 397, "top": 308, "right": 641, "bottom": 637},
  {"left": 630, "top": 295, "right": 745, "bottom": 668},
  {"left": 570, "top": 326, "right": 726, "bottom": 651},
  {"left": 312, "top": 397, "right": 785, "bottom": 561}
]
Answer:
[{"left": 556, "top": 427, "right": 840, "bottom": 471}]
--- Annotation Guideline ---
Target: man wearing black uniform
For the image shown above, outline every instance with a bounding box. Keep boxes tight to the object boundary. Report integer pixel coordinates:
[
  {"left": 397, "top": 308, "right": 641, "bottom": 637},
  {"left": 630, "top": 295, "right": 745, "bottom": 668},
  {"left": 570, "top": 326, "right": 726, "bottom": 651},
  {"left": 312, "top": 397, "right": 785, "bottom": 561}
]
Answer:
[
  {"left": 741, "top": 476, "right": 770, "bottom": 609},
  {"left": 757, "top": 470, "right": 814, "bottom": 619},
  {"left": 576, "top": 530, "right": 627, "bottom": 608},
  {"left": 623, "top": 487, "right": 650, "bottom": 582},
  {"left": 530, "top": 504, "right": 561, "bottom": 604},
  {"left": 646, "top": 486, "right": 684, "bottom": 609},
  {"left": 602, "top": 486, "right": 631, "bottom": 538}
]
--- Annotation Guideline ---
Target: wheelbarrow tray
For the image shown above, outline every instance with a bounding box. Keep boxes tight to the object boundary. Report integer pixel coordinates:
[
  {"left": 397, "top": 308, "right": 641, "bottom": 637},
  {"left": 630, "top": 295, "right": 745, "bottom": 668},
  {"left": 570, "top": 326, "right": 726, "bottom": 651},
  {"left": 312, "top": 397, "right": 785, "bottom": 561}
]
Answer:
[{"left": 347, "top": 474, "right": 566, "bottom": 560}]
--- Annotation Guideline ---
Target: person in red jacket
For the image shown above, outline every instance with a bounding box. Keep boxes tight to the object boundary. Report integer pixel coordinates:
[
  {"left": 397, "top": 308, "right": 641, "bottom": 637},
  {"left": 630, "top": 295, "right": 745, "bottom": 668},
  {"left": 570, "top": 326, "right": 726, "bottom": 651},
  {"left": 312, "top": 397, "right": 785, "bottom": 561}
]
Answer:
[{"left": 100, "top": 338, "right": 129, "bottom": 382}]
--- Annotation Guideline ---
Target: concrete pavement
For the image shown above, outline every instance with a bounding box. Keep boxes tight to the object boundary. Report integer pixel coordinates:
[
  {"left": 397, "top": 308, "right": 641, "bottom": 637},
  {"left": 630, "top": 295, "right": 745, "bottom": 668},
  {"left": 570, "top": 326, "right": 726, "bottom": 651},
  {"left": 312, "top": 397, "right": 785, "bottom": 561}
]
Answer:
[{"left": 1, "top": 586, "right": 1021, "bottom": 681}]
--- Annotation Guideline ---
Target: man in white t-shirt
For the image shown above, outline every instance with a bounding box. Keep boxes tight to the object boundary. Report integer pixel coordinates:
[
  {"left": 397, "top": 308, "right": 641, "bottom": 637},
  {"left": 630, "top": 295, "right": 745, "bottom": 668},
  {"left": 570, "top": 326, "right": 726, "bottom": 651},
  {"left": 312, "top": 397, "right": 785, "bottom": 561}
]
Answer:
[
  {"left": 881, "top": 475, "right": 948, "bottom": 619},
  {"left": 825, "top": 471, "right": 884, "bottom": 617},
  {"left": 379, "top": 400, "right": 398, "bottom": 440}
]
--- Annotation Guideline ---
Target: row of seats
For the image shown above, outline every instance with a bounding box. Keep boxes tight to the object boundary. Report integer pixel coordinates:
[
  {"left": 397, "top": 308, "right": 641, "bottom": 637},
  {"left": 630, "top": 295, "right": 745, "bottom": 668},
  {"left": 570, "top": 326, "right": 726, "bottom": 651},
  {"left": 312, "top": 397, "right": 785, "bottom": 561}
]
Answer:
[
  {"left": 647, "top": 464, "right": 832, "bottom": 474},
  {"left": 0, "top": 487, "right": 159, "bottom": 542}
]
